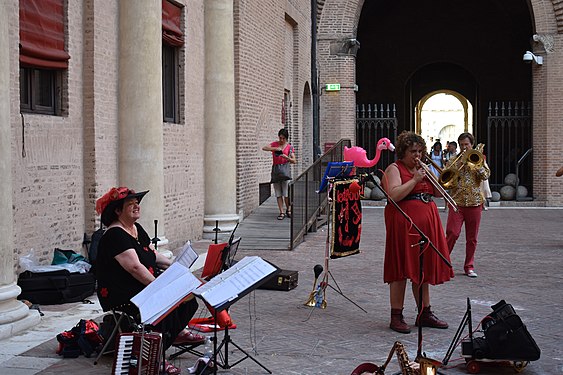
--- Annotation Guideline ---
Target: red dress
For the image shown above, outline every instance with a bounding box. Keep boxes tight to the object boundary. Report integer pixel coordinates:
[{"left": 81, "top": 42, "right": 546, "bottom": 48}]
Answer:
[{"left": 383, "top": 160, "right": 453, "bottom": 285}]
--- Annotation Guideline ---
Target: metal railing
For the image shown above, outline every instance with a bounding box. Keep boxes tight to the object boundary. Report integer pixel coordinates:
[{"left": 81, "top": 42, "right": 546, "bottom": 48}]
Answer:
[
  {"left": 289, "top": 139, "right": 351, "bottom": 250},
  {"left": 487, "top": 101, "right": 533, "bottom": 195}
]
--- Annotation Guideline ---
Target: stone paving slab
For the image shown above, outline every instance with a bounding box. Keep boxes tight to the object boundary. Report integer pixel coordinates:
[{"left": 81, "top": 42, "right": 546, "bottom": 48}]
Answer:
[{"left": 1, "top": 206, "right": 562, "bottom": 374}]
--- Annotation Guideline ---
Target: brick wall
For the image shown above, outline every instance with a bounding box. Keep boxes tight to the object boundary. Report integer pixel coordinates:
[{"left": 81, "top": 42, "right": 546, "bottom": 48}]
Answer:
[
  {"left": 11, "top": 0, "right": 87, "bottom": 265},
  {"left": 162, "top": 0, "right": 206, "bottom": 248},
  {"left": 316, "top": 0, "right": 360, "bottom": 146},
  {"left": 234, "top": 0, "right": 312, "bottom": 217}
]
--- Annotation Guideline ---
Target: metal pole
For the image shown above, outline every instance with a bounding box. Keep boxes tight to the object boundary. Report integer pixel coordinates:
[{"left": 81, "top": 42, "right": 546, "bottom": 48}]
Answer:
[{"left": 311, "top": 0, "right": 320, "bottom": 160}]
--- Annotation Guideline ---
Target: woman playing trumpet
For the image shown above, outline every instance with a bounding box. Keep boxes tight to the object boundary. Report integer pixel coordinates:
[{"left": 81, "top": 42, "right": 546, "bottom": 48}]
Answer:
[{"left": 381, "top": 131, "right": 453, "bottom": 334}]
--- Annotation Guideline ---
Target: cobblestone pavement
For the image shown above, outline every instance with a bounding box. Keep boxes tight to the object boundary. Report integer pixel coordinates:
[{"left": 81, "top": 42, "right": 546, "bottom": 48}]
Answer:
[{"left": 1, "top": 205, "right": 562, "bottom": 374}]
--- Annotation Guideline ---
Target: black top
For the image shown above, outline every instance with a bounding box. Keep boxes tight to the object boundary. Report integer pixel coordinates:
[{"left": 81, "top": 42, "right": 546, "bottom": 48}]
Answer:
[{"left": 96, "top": 223, "right": 156, "bottom": 311}]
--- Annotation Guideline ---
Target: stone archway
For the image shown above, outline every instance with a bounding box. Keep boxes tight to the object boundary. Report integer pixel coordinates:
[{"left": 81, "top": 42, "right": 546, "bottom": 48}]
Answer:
[{"left": 416, "top": 90, "right": 472, "bottom": 147}]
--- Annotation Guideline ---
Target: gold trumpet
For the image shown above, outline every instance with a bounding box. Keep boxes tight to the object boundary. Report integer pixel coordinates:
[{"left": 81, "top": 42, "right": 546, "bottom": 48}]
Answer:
[
  {"left": 439, "top": 143, "right": 485, "bottom": 189},
  {"left": 304, "top": 264, "right": 327, "bottom": 308},
  {"left": 417, "top": 159, "right": 459, "bottom": 212},
  {"left": 465, "top": 143, "right": 485, "bottom": 169},
  {"left": 438, "top": 150, "right": 465, "bottom": 189}
]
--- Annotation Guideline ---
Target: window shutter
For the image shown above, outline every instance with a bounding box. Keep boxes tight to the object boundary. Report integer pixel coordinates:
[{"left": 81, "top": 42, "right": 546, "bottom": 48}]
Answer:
[
  {"left": 19, "top": 0, "right": 70, "bottom": 69},
  {"left": 162, "top": 0, "right": 184, "bottom": 47}
]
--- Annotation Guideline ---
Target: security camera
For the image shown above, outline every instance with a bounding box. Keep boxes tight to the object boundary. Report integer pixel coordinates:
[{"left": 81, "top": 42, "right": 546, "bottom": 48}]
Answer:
[{"left": 523, "top": 51, "right": 543, "bottom": 65}]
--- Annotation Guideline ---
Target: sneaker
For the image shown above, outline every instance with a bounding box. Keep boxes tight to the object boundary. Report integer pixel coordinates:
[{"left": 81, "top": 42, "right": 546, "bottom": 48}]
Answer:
[{"left": 466, "top": 270, "right": 478, "bottom": 278}]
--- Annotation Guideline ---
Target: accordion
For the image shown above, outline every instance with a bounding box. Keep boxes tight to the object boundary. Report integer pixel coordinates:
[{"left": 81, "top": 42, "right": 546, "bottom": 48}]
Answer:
[{"left": 112, "top": 332, "right": 162, "bottom": 375}]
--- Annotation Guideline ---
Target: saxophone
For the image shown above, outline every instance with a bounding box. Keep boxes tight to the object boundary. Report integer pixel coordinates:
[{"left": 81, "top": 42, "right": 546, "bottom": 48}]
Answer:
[{"left": 394, "top": 342, "right": 419, "bottom": 375}]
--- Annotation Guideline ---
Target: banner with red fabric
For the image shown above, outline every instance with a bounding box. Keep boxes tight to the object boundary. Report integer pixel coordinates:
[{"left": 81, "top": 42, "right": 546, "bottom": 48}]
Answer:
[{"left": 330, "top": 179, "right": 362, "bottom": 258}]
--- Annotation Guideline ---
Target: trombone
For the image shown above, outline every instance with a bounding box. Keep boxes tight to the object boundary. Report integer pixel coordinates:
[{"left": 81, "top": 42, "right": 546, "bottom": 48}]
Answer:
[{"left": 418, "top": 156, "right": 458, "bottom": 212}]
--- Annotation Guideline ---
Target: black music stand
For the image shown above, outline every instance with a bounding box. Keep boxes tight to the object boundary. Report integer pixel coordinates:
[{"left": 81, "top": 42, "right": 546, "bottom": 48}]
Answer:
[
  {"left": 367, "top": 174, "right": 451, "bottom": 373},
  {"left": 198, "top": 239, "right": 278, "bottom": 375}
]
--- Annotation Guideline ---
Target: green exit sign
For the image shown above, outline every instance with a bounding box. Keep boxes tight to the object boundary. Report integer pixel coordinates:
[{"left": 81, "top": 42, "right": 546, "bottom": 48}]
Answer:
[{"left": 325, "top": 83, "right": 341, "bottom": 91}]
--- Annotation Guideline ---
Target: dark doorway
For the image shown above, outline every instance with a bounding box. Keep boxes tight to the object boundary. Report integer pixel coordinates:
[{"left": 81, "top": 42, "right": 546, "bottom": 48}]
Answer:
[
  {"left": 355, "top": 0, "right": 535, "bottom": 194},
  {"left": 356, "top": 0, "right": 533, "bottom": 134}
]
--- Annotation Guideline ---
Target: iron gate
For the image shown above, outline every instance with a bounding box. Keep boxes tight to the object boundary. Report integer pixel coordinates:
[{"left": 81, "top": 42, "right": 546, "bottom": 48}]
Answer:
[
  {"left": 355, "top": 103, "right": 398, "bottom": 176},
  {"left": 487, "top": 101, "right": 533, "bottom": 197}
]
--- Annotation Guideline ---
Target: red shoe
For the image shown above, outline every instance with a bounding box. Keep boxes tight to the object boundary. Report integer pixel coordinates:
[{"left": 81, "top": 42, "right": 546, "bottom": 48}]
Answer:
[
  {"left": 390, "top": 308, "right": 411, "bottom": 334},
  {"left": 415, "top": 306, "right": 448, "bottom": 329},
  {"left": 173, "top": 330, "right": 206, "bottom": 345}
]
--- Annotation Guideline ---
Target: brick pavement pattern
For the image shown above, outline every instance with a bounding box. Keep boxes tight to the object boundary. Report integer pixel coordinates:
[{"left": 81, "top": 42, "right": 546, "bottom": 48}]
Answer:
[{"left": 3, "top": 206, "right": 562, "bottom": 374}]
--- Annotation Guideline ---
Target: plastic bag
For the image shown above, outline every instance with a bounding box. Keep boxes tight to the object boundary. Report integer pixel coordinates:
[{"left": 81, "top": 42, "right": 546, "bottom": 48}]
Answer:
[
  {"left": 19, "top": 248, "right": 40, "bottom": 273},
  {"left": 19, "top": 248, "right": 91, "bottom": 274}
]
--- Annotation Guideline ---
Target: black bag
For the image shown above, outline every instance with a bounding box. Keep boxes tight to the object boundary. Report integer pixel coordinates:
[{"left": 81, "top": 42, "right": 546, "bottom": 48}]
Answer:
[
  {"left": 480, "top": 300, "right": 541, "bottom": 361},
  {"left": 17, "top": 269, "right": 96, "bottom": 305},
  {"left": 270, "top": 163, "right": 291, "bottom": 183},
  {"left": 87, "top": 227, "right": 105, "bottom": 273}
]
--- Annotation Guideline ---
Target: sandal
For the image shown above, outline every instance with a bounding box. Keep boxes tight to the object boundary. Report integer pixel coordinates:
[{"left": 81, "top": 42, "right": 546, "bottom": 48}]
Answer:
[
  {"left": 164, "top": 361, "right": 181, "bottom": 375},
  {"left": 286, "top": 209, "right": 291, "bottom": 218},
  {"left": 173, "top": 330, "right": 205, "bottom": 345},
  {"left": 277, "top": 213, "right": 285, "bottom": 220}
]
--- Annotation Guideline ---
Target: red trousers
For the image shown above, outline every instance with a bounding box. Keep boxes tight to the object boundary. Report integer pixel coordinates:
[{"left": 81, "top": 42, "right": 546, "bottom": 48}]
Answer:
[{"left": 446, "top": 205, "right": 482, "bottom": 273}]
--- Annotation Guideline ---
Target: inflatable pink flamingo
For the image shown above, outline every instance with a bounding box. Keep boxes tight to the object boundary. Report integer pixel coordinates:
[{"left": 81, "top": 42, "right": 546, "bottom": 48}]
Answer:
[{"left": 344, "top": 137, "right": 395, "bottom": 167}]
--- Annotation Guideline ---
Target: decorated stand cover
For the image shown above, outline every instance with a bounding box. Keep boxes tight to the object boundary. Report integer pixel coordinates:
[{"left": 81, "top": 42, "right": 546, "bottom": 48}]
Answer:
[{"left": 330, "top": 179, "right": 362, "bottom": 258}]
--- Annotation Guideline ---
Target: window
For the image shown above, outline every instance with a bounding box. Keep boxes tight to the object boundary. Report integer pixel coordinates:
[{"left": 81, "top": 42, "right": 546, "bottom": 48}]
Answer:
[
  {"left": 20, "top": 68, "right": 62, "bottom": 115},
  {"left": 19, "top": 0, "right": 69, "bottom": 115},
  {"left": 162, "top": 44, "right": 179, "bottom": 123},
  {"left": 162, "top": 0, "right": 184, "bottom": 123}
]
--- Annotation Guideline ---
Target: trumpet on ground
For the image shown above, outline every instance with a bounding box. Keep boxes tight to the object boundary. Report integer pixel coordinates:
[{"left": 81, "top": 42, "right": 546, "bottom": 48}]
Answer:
[{"left": 304, "top": 264, "right": 327, "bottom": 308}]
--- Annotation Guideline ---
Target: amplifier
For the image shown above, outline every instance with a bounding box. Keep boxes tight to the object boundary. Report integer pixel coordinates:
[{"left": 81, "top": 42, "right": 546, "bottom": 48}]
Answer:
[{"left": 259, "top": 269, "right": 298, "bottom": 291}]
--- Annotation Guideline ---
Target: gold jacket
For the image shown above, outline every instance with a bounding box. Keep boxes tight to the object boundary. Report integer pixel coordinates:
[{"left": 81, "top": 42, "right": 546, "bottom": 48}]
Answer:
[{"left": 450, "top": 163, "right": 491, "bottom": 207}]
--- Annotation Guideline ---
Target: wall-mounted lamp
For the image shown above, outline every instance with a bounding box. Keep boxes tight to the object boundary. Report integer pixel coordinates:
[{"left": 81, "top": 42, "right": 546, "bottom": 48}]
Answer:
[{"left": 523, "top": 51, "right": 543, "bottom": 65}]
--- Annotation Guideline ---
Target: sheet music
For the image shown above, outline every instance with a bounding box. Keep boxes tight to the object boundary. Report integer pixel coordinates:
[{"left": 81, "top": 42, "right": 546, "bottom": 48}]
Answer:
[
  {"left": 192, "top": 256, "right": 277, "bottom": 308},
  {"left": 175, "top": 240, "right": 199, "bottom": 269},
  {"left": 131, "top": 262, "right": 201, "bottom": 324}
]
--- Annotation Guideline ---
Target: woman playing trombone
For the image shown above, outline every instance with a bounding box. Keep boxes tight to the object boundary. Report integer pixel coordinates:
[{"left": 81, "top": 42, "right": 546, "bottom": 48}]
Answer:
[{"left": 381, "top": 131, "right": 453, "bottom": 334}]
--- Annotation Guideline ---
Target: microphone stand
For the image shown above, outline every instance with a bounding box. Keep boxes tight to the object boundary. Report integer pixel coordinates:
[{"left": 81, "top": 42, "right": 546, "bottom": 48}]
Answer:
[
  {"left": 365, "top": 174, "right": 451, "bottom": 370},
  {"left": 151, "top": 219, "right": 160, "bottom": 250}
]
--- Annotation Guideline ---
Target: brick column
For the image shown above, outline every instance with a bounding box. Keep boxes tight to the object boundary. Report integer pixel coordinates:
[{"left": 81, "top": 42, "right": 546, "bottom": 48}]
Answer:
[
  {"left": 203, "top": 0, "right": 239, "bottom": 238},
  {"left": 118, "top": 0, "right": 167, "bottom": 241},
  {"left": 0, "top": 1, "right": 41, "bottom": 339}
]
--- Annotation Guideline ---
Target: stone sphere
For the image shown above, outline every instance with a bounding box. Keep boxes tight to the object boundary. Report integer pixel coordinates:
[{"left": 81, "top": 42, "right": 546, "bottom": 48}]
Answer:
[
  {"left": 363, "top": 187, "right": 372, "bottom": 199},
  {"left": 517, "top": 185, "right": 528, "bottom": 198},
  {"left": 504, "top": 173, "right": 519, "bottom": 187},
  {"left": 500, "top": 185, "right": 516, "bottom": 200},
  {"left": 370, "top": 185, "right": 386, "bottom": 200},
  {"left": 491, "top": 191, "right": 501, "bottom": 202}
]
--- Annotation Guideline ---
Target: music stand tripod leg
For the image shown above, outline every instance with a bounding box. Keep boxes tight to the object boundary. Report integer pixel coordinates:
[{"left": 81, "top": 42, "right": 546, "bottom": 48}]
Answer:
[
  {"left": 325, "top": 270, "right": 368, "bottom": 313},
  {"left": 213, "top": 323, "right": 272, "bottom": 374}
]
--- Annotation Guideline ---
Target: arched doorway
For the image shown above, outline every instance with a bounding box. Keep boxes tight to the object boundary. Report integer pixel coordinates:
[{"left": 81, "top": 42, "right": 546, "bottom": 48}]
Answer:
[{"left": 416, "top": 90, "right": 473, "bottom": 148}]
